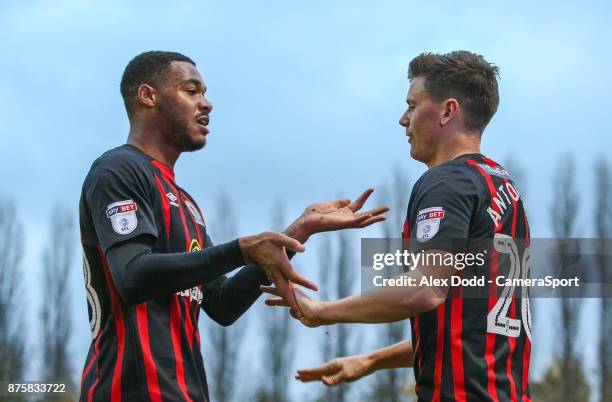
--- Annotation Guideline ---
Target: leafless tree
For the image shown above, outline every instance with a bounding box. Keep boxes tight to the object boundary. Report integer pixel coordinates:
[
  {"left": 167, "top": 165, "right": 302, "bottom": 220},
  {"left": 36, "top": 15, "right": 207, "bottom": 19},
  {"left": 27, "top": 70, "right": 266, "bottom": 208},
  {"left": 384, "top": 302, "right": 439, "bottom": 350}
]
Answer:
[
  {"left": 256, "top": 200, "right": 294, "bottom": 402},
  {"left": 331, "top": 230, "right": 356, "bottom": 402},
  {"left": 40, "top": 206, "right": 74, "bottom": 386},
  {"left": 0, "top": 201, "right": 26, "bottom": 383},
  {"left": 205, "top": 192, "right": 242, "bottom": 402},
  {"left": 311, "top": 230, "right": 358, "bottom": 402},
  {"left": 595, "top": 157, "right": 612, "bottom": 402},
  {"left": 317, "top": 236, "right": 335, "bottom": 402},
  {"left": 549, "top": 155, "right": 586, "bottom": 401},
  {"left": 369, "top": 167, "right": 412, "bottom": 402}
]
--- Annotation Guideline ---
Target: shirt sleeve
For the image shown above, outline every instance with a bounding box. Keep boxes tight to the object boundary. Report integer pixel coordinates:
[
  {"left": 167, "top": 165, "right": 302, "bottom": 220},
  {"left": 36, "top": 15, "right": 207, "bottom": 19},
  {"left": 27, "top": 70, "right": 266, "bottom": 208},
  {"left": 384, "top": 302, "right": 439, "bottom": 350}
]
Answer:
[
  {"left": 85, "top": 167, "right": 158, "bottom": 253},
  {"left": 200, "top": 234, "right": 271, "bottom": 326},
  {"left": 409, "top": 168, "right": 478, "bottom": 254},
  {"left": 105, "top": 234, "right": 245, "bottom": 305}
]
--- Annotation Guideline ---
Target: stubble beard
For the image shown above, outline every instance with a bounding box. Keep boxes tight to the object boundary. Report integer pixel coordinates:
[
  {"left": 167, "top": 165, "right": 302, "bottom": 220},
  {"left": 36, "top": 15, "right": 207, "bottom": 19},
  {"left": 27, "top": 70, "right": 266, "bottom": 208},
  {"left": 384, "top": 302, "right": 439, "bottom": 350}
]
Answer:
[{"left": 159, "top": 101, "right": 205, "bottom": 153}]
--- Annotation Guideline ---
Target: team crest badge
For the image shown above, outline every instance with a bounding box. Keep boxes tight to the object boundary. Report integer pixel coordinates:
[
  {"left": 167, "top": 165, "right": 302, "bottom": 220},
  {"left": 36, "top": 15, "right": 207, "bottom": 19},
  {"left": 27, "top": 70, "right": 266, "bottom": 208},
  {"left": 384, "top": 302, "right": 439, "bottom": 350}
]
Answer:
[
  {"left": 184, "top": 199, "right": 205, "bottom": 226},
  {"left": 106, "top": 200, "right": 138, "bottom": 235},
  {"left": 416, "top": 207, "right": 445, "bottom": 242}
]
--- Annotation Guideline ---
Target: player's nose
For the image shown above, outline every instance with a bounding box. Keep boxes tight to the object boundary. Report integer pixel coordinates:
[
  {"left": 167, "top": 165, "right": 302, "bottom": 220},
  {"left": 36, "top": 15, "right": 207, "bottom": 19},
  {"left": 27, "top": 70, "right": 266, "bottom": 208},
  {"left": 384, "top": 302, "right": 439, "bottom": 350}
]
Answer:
[
  {"left": 399, "top": 111, "right": 409, "bottom": 128},
  {"left": 198, "top": 96, "right": 213, "bottom": 113}
]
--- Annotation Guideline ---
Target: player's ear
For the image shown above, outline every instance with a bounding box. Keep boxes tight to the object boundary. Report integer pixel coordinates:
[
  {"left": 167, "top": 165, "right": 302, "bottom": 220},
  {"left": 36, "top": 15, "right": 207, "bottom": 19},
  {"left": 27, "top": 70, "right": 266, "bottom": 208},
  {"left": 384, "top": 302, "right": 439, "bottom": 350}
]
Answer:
[
  {"left": 137, "top": 84, "right": 158, "bottom": 108},
  {"left": 440, "top": 98, "right": 459, "bottom": 126}
]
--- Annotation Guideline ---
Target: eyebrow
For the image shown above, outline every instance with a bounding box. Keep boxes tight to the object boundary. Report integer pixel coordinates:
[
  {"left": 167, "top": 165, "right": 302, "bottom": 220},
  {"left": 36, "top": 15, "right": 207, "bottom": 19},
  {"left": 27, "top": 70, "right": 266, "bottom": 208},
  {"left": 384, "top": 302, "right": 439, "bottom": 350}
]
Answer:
[{"left": 179, "top": 78, "right": 206, "bottom": 91}]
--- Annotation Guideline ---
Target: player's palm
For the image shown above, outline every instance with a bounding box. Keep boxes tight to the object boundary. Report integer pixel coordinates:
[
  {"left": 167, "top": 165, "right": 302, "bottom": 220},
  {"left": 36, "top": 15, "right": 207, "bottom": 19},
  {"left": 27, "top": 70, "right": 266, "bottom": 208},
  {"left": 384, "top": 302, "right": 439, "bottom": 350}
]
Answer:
[{"left": 300, "top": 188, "right": 389, "bottom": 234}]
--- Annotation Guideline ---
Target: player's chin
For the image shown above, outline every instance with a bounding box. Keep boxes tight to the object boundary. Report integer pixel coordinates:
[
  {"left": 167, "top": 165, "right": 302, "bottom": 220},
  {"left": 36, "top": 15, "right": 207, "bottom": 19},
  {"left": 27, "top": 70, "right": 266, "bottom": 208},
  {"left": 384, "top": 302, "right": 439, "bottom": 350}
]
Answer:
[
  {"left": 183, "top": 132, "right": 206, "bottom": 152},
  {"left": 193, "top": 136, "right": 206, "bottom": 150},
  {"left": 409, "top": 145, "right": 417, "bottom": 159}
]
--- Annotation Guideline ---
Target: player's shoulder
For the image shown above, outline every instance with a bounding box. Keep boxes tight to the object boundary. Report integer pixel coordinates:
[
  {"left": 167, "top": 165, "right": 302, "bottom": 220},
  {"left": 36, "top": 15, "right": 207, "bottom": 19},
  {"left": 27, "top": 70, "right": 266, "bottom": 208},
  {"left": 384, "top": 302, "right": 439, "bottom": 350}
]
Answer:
[
  {"left": 86, "top": 145, "right": 151, "bottom": 180},
  {"left": 82, "top": 144, "right": 154, "bottom": 192}
]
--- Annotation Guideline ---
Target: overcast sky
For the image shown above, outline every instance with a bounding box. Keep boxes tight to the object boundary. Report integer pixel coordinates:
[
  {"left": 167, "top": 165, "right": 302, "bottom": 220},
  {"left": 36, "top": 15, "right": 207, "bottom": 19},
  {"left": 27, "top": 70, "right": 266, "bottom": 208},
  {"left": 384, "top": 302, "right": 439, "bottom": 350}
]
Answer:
[{"left": 1, "top": 0, "right": 610, "bottom": 399}]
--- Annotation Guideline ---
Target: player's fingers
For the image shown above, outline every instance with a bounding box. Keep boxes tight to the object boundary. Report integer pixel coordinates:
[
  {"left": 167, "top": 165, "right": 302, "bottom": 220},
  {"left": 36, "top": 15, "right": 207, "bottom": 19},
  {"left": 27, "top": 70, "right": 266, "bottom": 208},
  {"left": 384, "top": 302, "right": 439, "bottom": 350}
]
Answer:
[
  {"left": 362, "top": 205, "right": 390, "bottom": 217},
  {"left": 348, "top": 188, "right": 374, "bottom": 212},
  {"left": 287, "top": 284, "right": 304, "bottom": 319},
  {"left": 298, "top": 362, "right": 339, "bottom": 376},
  {"left": 264, "top": 297, "right": 290, "bottom": 307},
  {"left": 269, "top": 232, "right": 306, "bottom": 253},
  {"left": 287, "top": 272, "right": 317, "bottom": 292},
  {"left": 260, "top": 285, "right": 282, "bottom": 297},
  {"left": 349, "top": 212, "right": 373, "bottom": 224},
  {"left": 357, "top": 215, "right": 387, "bottom": 228},
  {"left": 268, "top": 270, "right": 291, "bottom": 301},
  {"left": 295, "top": 372, "right": 323, "bottom": 382},
  {"left": 270, "top": 272, "right": 304, "bottom": 318},
  {"left": 296, "top": 363, "right": 338, "bottom": 381},
  {"left": 279, "top": 259, "right": 318, "bottom": 291},
  {"left": 286, "top": 273, "right": 317, "bottom": 292},
  {"left": 295, "top": 373, "right": 321, "bottom": 382},
  {"left": 322, "top": 372, "right": 346, "bottom": 387}
]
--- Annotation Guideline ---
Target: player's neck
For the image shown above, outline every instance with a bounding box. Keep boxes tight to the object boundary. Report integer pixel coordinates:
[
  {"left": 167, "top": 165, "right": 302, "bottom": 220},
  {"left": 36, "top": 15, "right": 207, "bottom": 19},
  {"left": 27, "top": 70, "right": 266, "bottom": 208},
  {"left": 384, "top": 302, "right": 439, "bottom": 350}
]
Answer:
[
  {"left": 127, "top": 122, "right": 180, "bottom": 169},
  {"left": 426, "top": 132, "right": 481, "bottom": 168}
]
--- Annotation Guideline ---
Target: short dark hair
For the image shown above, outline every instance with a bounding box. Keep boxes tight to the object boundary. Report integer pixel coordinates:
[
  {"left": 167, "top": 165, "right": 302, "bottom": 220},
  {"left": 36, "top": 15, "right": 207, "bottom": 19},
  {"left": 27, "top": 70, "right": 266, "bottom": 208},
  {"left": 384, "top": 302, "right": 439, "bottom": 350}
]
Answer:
[
  {"left": 120, "top": 51, "right": 195, "bottom": 115},
  {"left": 408, "top": 51, "right": 500, "bottom": 133}
]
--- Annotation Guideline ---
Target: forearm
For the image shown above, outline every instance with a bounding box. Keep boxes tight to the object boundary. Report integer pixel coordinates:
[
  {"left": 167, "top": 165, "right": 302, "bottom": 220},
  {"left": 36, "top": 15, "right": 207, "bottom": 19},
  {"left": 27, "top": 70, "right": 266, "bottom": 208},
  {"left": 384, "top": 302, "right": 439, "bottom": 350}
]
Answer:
[
  {"left": 315, "top": 250, "right": 456, "bottom": 325},
  {"left": 202, "top": 265, "right": 270, "bottom": 326},
  {"left": 107, "top": 237, "right": 245, "bottom": 305},
  {"left": 318, "top": 272, "right": 445, "bottom": 324},
  {"left": 366, "top": 340, "right": 414, "bottom": 372}
]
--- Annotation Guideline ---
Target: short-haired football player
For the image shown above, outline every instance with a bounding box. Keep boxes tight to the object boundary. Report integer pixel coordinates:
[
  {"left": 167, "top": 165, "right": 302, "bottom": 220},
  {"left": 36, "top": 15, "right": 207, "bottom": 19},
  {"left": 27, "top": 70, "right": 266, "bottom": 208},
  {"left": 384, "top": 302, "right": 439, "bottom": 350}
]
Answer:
[
  {"left": 78, "top": 51, "right": 388, "bottom": 402},
  {"left": 264, "top": 51, "right": 532, "bottom": 401}
]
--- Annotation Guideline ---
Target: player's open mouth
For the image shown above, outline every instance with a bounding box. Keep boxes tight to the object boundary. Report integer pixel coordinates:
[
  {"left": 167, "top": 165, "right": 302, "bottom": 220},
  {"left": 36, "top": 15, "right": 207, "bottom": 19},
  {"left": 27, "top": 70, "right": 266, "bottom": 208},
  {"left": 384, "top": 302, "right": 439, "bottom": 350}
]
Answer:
[{"left": 196, "top": 115, "right": 209, "bottom": 132}]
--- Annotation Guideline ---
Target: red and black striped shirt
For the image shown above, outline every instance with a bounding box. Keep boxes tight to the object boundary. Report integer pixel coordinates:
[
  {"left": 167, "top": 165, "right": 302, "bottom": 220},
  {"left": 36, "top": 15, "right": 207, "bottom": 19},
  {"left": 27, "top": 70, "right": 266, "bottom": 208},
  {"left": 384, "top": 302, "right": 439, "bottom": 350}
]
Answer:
[
  {"left": 402, "top": 153, "right": 531, "bottom": 402},
  {"left": 78, "top": 144, "right": 248, "bottom": 402}
]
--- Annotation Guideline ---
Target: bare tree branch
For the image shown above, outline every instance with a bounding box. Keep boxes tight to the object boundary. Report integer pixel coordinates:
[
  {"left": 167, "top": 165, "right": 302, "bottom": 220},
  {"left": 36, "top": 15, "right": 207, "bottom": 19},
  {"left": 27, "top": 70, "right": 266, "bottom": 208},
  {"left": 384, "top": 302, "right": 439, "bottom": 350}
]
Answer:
[
  {"left": 40, "top": 206, "right": 75, "bottom": 386},
  {"left": 548, "top": 155, "right": 587, "bottom": 401},
  {"left": 206, "top": 192, "right": 242, "bottom": 402},
  {"left": 0, "top": 201, "right": 26, "bottom": 383},
  {"left": 595, "top": 157, "right": 612, "bottom": 402},
  {"left": 369, "top": 167, "right": 414, "bottom": 402},
  {"left": 256, "top": 200, "right": 294, "bottom": 402}
]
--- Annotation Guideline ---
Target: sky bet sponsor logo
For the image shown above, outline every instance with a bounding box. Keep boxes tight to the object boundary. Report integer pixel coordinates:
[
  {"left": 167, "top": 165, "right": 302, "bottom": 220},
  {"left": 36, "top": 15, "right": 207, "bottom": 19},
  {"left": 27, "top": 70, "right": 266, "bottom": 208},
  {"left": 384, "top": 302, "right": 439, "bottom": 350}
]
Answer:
[
  {"left": 106, "top": 200, "right": 138, "bottom": 235},
  {"left": 416, "top": 207, "right": 445, "bottom": 242},
  {"left": 106, "top": 200, "right": 137, "bottom": 218},
  {"left": 416, "top": 209, "right": 445, "bottom": 222}
]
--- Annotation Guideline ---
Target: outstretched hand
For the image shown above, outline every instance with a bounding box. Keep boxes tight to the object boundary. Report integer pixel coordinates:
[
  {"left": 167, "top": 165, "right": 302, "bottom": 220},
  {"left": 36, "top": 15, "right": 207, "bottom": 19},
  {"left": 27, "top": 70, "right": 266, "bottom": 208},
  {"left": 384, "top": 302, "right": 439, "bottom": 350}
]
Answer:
[
  {"left": 295, "top": 355, "right": 374, "bottom": 386},
  {"left": 288, "top": 188, "right": 389, "bottom": 241},
  {"left": 240, "top": 232, "right": 315, "bottom": 317},
  {"left": 261, "top": 284, "right": 322, "bottom": 328}
]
